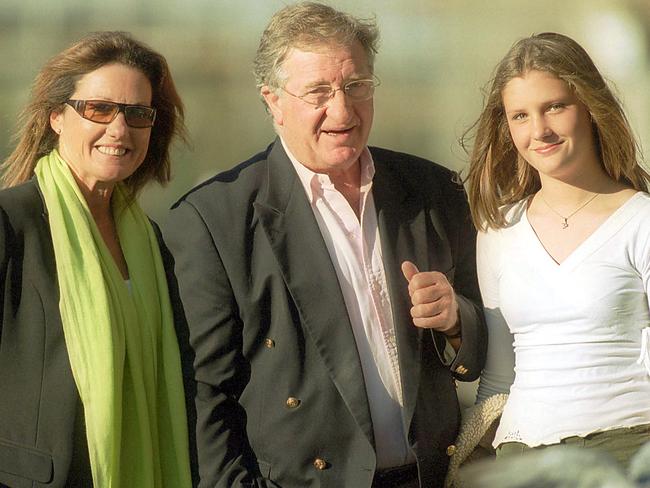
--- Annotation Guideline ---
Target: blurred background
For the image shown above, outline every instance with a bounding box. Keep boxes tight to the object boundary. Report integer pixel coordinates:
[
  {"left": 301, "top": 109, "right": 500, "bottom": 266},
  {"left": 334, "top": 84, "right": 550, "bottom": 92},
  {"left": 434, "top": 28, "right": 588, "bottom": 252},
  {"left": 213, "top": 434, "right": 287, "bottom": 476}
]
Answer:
[
  {"left": 3, "top": 0, "right": 649, "bottom": 406},
  {"left": 2, "top": 0, "right": 649, "bottom": 223}
]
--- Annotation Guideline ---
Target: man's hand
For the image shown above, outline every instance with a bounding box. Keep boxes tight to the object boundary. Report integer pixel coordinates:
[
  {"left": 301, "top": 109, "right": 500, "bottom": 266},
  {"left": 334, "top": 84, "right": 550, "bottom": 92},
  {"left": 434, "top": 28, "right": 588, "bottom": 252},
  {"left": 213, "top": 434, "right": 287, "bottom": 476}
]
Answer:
[{"left": 401, "top": 260, "right": 460, "bottom": 336}]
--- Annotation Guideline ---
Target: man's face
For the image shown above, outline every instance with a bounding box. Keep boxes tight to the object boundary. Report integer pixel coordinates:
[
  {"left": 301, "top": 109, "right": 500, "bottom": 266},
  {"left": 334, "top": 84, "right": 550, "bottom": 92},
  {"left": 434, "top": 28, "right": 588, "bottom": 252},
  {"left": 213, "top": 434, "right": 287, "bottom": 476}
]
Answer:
[{"left": 262, "top": 41, "right": 374, "bottom": 179}]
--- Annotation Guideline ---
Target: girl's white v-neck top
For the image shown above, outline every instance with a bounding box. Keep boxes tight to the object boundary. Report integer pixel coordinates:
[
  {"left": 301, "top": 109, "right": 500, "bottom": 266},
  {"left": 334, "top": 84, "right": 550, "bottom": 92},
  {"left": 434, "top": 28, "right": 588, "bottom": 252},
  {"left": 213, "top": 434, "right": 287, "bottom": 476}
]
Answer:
[{"left": 476, "top": 191, "right": 650, "bottom": 448}]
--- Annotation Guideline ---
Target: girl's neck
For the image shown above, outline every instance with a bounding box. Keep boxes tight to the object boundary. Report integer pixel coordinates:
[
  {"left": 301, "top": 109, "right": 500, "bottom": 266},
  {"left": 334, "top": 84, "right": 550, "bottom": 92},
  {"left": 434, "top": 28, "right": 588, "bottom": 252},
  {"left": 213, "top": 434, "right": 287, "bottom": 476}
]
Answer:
[{"left": 537, "top": 166, "right": 624, "bottom": 205}]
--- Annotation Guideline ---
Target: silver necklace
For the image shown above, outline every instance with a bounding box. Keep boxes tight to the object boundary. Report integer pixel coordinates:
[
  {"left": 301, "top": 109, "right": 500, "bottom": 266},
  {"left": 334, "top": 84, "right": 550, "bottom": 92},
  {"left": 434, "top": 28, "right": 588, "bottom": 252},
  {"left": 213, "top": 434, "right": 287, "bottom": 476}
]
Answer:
[{"left": 538, "top": 192, "right": 600, "bottom": 229}]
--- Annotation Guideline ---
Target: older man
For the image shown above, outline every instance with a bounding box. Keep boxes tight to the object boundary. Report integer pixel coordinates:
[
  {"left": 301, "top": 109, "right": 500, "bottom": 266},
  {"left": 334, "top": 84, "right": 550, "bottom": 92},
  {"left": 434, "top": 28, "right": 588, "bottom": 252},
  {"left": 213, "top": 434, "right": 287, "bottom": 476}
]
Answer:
[{"left": 164, "top": 3, "right": 486, "bottom": 487}]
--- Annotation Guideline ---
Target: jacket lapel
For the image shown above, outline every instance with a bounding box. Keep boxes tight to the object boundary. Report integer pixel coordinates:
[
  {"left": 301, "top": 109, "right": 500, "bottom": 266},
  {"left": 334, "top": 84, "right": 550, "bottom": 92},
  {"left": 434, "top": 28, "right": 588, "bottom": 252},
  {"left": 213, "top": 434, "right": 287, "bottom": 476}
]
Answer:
[
  {"left": 372, "top": 154, "right": 428, "bottom": 437},
  {"left": 253, "top": 141, "right": 375, "bottom": 446}
]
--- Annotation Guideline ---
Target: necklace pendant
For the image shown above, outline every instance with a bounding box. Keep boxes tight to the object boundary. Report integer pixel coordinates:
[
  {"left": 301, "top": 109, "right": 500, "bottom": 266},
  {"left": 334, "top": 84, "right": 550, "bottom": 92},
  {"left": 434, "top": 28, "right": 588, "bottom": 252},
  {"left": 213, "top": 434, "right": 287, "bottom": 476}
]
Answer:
[{"left": 539, "top": 191, "right": 600, "bottom": 231}]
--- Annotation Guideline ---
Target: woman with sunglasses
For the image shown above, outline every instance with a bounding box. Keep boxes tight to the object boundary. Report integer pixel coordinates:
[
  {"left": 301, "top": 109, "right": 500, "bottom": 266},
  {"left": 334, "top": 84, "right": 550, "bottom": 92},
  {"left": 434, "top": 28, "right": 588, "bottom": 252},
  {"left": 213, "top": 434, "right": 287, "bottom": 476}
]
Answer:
[
  {"left": 0, "top": 31, "right": 191, "bottom": 487},
  {"left": 462, "top": 32, "right": 650, "bottom": 468}
]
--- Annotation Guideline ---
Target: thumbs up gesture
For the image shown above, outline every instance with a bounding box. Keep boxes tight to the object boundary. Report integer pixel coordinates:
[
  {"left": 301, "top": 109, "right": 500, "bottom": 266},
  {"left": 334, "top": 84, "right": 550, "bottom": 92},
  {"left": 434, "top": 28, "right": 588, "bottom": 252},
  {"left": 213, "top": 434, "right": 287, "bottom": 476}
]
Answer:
[{"left": 401, "top": 261, "right": 460, "bottom": 336}]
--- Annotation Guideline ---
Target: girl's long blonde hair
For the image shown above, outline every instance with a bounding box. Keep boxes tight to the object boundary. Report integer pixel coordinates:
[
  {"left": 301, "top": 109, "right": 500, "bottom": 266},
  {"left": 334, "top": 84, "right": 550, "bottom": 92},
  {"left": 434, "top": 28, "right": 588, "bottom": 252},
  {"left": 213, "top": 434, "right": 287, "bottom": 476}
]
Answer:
[{"left": 464, "top": 32, "right": 648, "bottom": 231}]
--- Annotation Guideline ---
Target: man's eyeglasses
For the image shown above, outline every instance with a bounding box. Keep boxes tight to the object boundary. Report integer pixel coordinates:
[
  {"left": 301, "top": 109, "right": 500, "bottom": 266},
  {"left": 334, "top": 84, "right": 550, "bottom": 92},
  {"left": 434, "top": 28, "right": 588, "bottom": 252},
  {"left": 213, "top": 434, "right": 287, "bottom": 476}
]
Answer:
[
  {"left": 282, "top": 77, "right": 380, "bottom": 108},
  {"left": 65, "top": 99, "right": 157, "bottom": 128}
]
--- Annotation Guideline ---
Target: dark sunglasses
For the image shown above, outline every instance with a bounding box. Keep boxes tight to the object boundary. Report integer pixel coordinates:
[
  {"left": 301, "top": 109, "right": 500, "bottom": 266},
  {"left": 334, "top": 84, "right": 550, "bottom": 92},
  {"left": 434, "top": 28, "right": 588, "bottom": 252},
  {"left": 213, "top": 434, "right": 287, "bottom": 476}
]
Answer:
[{"left": 65, "top": 99, "right": 156, "bottom": 128}]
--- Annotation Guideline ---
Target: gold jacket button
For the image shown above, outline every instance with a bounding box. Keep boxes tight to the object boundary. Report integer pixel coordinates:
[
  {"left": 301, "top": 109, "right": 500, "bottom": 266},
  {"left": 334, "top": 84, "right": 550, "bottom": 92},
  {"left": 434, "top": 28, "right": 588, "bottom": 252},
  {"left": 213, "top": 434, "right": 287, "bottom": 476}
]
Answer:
[
  {"left": 264, "top": 338, "right": 275, "bottom": 348},
  {"left": 454, "top": 364, "right": 468, "bottom": 375},
  {"left": 286, "top": 397, "right": 301, "bottom": 408},
  {"left": 446, "top": 444, "right": 457, "bottom": 456},
  {"left": 313, "top": 458, "right": 327, "bottom": 470}
]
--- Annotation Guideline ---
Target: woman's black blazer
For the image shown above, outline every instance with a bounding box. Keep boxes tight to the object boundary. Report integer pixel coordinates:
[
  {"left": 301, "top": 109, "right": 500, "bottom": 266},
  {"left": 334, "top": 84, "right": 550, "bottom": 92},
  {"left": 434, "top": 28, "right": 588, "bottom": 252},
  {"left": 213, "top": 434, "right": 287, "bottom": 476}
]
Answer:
[{"left": 1, "top": 180, "right": 91, "bottom": 487}]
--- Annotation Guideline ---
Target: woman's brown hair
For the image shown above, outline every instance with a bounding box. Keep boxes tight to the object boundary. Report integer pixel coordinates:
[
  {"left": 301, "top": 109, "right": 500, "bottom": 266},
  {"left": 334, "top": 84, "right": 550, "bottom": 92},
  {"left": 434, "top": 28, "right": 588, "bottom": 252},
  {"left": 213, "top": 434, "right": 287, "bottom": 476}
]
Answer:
[{"left": 1, "top": 31, "right": 185, "bottom": 200}]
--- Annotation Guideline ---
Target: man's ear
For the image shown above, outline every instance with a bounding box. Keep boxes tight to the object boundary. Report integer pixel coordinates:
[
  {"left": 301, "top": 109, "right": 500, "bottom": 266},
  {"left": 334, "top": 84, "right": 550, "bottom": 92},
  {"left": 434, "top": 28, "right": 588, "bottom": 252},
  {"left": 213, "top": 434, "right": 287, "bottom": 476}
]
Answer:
[{"left": 261, "top": 86, "right": 283, "bottom": 126}]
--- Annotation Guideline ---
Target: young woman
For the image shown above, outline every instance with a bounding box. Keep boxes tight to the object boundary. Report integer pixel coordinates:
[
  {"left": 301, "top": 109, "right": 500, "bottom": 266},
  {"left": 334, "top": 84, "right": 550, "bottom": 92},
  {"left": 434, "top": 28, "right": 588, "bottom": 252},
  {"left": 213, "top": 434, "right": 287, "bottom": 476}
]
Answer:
[
  {"left": 466, "top": 32, "right": 650, "bottom": 466},
  {"left": 0, "top": 32, "right": 191, "bottom": 487}
]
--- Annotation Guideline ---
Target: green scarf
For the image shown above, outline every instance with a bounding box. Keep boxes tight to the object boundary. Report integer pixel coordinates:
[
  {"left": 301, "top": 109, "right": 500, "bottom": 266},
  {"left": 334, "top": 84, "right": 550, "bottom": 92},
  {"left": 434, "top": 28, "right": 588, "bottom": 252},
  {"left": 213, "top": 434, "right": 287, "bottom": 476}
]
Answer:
[{"left": 35, "top": 150, "right": 191, "bottom": 487}]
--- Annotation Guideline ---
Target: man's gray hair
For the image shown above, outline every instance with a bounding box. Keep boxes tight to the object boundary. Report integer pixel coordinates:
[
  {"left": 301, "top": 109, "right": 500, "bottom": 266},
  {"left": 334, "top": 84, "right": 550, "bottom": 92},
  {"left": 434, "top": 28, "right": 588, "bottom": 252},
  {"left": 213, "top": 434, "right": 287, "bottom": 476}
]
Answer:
[{"left": 253, "top": 1, "right": 379, "bottom": 92}]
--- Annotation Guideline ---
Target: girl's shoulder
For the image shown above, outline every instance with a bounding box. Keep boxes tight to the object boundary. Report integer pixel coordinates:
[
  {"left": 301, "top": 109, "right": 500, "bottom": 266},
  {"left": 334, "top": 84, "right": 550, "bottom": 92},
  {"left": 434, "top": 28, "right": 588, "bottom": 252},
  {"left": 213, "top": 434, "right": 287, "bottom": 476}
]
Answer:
[{"left": 479, "top": 198, "right": 529, "bottom": 239}]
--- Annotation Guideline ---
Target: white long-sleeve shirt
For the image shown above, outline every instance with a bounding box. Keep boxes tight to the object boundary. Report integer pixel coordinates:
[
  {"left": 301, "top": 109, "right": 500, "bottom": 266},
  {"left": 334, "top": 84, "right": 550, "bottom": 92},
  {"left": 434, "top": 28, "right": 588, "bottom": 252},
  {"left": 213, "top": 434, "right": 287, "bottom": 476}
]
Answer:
[{"left": 476, "top": 192, "right": 650, "bottom": 448}]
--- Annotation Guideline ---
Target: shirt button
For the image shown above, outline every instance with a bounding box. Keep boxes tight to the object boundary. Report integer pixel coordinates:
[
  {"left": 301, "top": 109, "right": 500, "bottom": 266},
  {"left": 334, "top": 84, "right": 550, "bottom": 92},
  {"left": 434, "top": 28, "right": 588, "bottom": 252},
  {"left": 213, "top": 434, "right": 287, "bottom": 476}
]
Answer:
[
  {"left": 264, "top": 338, "right": 275, "bottom": 348},
  {"left": 313, "top": 458, "right": 328, "bottom": 470},
  {"left": 446, "top": 444, "right": 457, "bottom": 456},
  {"left": 286, "top": 397, "right": 301, "bottom": 409}
]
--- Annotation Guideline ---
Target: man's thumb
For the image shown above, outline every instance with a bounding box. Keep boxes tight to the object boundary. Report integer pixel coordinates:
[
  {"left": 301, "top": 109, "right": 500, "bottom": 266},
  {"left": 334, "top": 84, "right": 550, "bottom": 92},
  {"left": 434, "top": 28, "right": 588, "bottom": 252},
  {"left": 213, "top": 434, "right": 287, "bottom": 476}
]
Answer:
[{"left": 401, "top": 260, "right": 419, "bottom": 282}]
